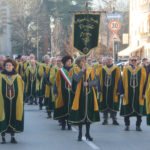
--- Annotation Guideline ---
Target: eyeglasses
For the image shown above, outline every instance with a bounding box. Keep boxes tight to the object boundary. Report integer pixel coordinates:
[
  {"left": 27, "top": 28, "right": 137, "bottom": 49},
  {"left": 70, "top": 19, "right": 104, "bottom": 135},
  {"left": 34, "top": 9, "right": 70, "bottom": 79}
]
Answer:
[{"left": 131, "top": 59, "right": 137, "bottom": 62}]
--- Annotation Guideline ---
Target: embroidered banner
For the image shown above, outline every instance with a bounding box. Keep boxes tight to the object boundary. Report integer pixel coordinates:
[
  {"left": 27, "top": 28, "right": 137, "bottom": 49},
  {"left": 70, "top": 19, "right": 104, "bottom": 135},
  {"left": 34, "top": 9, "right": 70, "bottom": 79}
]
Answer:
[{"left": 73, "top": 13, "right": 100, "bottom": 55}]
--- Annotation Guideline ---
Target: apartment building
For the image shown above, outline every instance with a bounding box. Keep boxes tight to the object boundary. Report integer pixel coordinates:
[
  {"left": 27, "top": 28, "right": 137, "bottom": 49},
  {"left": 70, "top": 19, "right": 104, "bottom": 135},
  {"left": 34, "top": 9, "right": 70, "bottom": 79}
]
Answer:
[
  {"left": 0, "top": 0, "right": 11, "bottom": 56},
  {"left": 118, "top": 0, "right": 150, "bottom": 58}
]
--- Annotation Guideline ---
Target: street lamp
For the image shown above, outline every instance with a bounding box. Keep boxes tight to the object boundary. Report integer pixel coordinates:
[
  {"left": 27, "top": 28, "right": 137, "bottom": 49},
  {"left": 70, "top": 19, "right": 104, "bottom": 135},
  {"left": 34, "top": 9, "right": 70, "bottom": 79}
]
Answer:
[
  {"left": 28, "top": 21, "right": 40, "bottom": 60},
  {"left": 49, "top": 16, "right": 55, "bottom": 57},
  {"left": 36, "top": 16, "right": 39, "bottom": 60}
]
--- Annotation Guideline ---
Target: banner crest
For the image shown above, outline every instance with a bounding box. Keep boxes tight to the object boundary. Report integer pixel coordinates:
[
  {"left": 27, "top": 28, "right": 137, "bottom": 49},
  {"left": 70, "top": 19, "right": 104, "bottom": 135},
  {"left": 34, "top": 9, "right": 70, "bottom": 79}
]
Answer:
[{"left": 73, "top": 13, "right": 100, "bottom": 55}]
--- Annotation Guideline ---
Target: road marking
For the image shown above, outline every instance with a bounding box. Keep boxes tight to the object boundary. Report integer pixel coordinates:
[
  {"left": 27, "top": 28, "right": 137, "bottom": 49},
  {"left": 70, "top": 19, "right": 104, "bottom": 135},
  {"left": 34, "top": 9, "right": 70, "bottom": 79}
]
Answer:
[
  {"left": 72, "top": 127, "right": 100, "bottom": 150},
  {"left": 82, "top": 136, "right": 100, "bottom": 150},
  {"left": 72, "top": 127, "right": 78, "bottom": 132}
]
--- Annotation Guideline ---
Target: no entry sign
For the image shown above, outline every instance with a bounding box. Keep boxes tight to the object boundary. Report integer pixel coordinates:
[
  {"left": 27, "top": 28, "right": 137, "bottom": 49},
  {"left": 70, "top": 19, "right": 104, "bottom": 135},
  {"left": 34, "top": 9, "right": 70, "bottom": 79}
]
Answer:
[{"left": 109, "top": 20, "right": 121, "bottom": 32}]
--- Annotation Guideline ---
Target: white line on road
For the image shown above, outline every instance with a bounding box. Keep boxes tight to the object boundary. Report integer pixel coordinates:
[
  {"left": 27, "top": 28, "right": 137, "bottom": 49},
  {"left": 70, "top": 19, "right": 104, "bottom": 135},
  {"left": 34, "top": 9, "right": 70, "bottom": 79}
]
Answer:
[
  {"left": 72, "top": 127, "right": 78, "bottom": 132},
  {"left": 72, "top": 127, "right": 100, "bottom": 150},
  {"left": 82, "top": 136, "right": 100, "bottom": 150}
]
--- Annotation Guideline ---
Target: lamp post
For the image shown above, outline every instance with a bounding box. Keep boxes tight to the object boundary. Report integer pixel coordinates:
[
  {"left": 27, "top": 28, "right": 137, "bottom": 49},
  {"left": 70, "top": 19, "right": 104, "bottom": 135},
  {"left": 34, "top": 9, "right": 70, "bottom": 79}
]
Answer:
[
  {"left": 36, "top": 16, "right": 39, "bottom": 60},
  {"left": 112, "top": 1, "right": 118, "bottom": 63},
  {"left": 49, "top": 16, "right": 55, "bottom": 57}
]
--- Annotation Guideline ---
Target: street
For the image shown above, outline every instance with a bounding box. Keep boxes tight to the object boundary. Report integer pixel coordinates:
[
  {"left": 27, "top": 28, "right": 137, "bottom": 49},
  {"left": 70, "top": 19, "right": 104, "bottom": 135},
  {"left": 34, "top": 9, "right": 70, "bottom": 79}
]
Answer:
[{"left": 1, "top": 104, "right": 150, "bottom": 150}]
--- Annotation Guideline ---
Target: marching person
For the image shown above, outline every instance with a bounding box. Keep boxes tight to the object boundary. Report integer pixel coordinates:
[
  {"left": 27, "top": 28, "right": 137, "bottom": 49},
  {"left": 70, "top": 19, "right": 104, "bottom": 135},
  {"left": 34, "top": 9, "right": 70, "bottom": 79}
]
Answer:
[
  {"left": 25, "top": 59, "right": 38, "bottom": 105},
  {"left": 0, "top": 55, "right": 6, "bottom": 72},
  {"left": 37, "top": 55, "right": 50, "bottom": 110},
  {"left": 95, "top": 55, "right": 104, "bottom": 77},
  {"left": 87, "top": 57, "right": 92, "bottom": 67},
  {"left": 146, "top": 70, "right": 150, "bottom": 125},
  {"left": 44, "top": 55, "right": 51, "bottom": 110},
  {"left": 45, "top": 57, "right": 58, "bottom": 118},
  {"left": 54, "top": 55, "right": 73, "bottom": 130},
  {"left": 56, "top": 56, "right": 63, "bottom": 68},
  {"left": 120, "top": 56, "right": 147, "bottom": 131},
  {"left": 15, "top": 55, "right": 22, "bottom": 75},
  {"left": 99, "top": 55, "right": 121, "bottom": 125},
  {"left": 69, "top": 56, "right": 100, "bottom": 141},
  {"left": 0, "top": 58, "right": 24, "bottom": 144},
  {"left": 142, "top": 58, "right": 150, "bottom": 77}
]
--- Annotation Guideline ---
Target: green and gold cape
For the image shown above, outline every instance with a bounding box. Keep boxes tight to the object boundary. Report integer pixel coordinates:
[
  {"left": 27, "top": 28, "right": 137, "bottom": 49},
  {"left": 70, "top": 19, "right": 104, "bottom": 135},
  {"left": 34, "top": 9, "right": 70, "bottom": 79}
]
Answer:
[
  {"left": 146, "top": 73, "right": 150, "bottom": 125},
  {"left": 54, "top": 68, "right": 73, "bottom": 120},
  {"left": 99, "top": 65, "right": 121, "bottom": 112},
  {"left": 25, "top": 66, "right": 38, "bottom": 97},
  {"left": 69, "top": 67, "right": 100, "bottom": 124},
  {"left": 46, "top": 65, "right": 58, "bottom": 111},
  {"left": 0, "top": 74, "right": 24, "bottom": 133},
  {"left": 120, "top": 66, "right": 146, "bottom": 116},
  {"left": 37, "top": 63, "right": 46, "bottom": 97}
]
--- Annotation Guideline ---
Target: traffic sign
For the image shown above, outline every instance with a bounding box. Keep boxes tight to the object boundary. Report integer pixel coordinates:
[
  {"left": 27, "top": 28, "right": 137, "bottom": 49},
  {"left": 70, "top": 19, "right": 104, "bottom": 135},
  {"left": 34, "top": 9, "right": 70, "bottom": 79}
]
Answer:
[
  {"left": 111, "top": 32, "right": 120, "bottom": 42},
  {"left": 107, "top": 14, "right": 122, "bottom": 20},
  {"left": 109, "top": 20, "right": 121, "bottom": 32}
]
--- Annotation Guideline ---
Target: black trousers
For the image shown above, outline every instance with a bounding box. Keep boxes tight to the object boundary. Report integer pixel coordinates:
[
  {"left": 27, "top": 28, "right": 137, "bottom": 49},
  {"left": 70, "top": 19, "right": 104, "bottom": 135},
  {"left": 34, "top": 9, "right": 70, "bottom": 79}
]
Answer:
[
  {"left": 124, "top": 115, "right": 142, "bottom": 126},
  {"left": 39, "top": 97, "right": 43, "bottom": 107},
  {"left": 30, "top": 96, "right": 37, "bottom": 104},
  {"left": 61, "top": 116, "right": 70, "bottom": 127},
  {"left": 103, "top": 109, "right": 117, "bottom": 121},
  {"left": 1, "top": 127, "right": 15, "bottom": 137}
]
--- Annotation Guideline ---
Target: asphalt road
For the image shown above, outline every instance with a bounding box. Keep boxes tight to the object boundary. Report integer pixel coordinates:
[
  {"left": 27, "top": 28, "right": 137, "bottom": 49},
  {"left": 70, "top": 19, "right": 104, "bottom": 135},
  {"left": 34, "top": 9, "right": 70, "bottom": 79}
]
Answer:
[{"left": 1, "top": 104, "right": 150, "bottom": 150}]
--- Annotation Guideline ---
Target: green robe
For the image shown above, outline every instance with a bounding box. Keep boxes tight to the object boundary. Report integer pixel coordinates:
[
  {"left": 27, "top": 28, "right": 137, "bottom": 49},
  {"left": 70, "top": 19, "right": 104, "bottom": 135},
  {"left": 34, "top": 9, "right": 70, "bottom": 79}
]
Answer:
[
  {"left": 120, "top": 66, "right": 146, "bottom": 116},
  {"left": 54, "top": 68, "right": 72, "bottom": 120},
  {"left": 146, "top": 73, "right": 150, "bottom": 125},
  {"left": 37, "top": 63, "right": 46, "bottom": 97},
  {"left": 99, "top": 65, "right": 121, "bottom": 112},
  {"left": 25, "top": 66, "right": 38, "bottom": 97},
  {"left": 46, "top": 66, "right": 58, "bottom": 112},
  {"left": 69, "top": 67, "right": 100, "bottom": 124},
  {"left": 0, "top": 74, "right": 24, "bottom": 133}
]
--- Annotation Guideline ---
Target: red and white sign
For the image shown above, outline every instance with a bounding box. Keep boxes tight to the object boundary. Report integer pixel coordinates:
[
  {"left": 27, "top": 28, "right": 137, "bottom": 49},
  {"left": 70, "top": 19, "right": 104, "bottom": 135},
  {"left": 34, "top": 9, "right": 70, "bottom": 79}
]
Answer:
[
  {"left": 109, "top": 20, "right": 121, "bottom": 32},
  {"left": 111, "top": 32, "right": 120, "bottom": 41}
]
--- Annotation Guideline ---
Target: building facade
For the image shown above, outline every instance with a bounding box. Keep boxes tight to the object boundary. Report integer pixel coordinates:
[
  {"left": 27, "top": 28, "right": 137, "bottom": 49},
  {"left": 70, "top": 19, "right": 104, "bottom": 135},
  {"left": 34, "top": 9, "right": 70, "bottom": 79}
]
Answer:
[
  {"left": 0, "top": 0, "right": 11, "bottom": 56},
  {"left": 118, "top": 0, "right": 150, "bottom": 58}
]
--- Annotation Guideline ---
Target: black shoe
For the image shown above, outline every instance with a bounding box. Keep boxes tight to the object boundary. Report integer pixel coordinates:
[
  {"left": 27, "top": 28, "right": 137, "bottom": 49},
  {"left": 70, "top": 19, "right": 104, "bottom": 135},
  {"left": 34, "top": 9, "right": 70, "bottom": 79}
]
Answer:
[
  {"left": 58, "top": 120, "right": 62, "bottom": 125},
  {"left": 85, "top": 134, "right": 93, "bottom": 141},
  {"left": 78, "top": 124, "right": 82, "bottom": 141},
  {"left": 47, "top": 115, "right": 52, "bottom": 119},
  {"left": 102, "top": 120, "right": 108, "bottom": 125},
  {"left": 11, "top": 137, "right": 17, "bottom": 144},
  {"left": 78, "top": 132, "right": 82, "bottom": 141},
  {"left": 61, "top": 125, "right": 66, "bottom": 130},
  {"left": 136, "top": 126, "right": 142, "bottom": 131},
  {"left": 125, "top": 126, "right": 130, "bottom": 131},
  {"left": 47, "top": 112, "right": 52, "bottom": 119},
  {"left": 68, "top": 124, "right": 72, "bottom": 130},
  {"left": 78, "top": 135, "right": 82, "bottom": 141},
  {"left": 1, "top": 137, "right": 6, "bottom": 144},
  {"left": 113, "top": 120, "right": 119, "bottom": 125}
]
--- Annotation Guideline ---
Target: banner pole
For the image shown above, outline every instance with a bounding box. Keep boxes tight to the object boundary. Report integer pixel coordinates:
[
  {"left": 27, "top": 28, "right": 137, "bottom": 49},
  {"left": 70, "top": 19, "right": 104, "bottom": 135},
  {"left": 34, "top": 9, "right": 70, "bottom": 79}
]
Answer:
[
  {"left": 84, "top": 56, "right": 87, "bottom": 95},
  {"left": 69, "top": 2, "right": 106, "bottom": 14}
]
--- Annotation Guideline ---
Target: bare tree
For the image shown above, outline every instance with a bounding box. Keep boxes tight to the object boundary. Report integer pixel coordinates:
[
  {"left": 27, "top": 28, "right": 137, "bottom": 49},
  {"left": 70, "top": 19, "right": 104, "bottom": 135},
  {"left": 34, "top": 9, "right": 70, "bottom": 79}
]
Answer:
[
  {"left": 7, "top": 0, "right": 42, "bottom": 55},
  {"left": 89, "top": 0, "right": 129, "bottom": 57}
]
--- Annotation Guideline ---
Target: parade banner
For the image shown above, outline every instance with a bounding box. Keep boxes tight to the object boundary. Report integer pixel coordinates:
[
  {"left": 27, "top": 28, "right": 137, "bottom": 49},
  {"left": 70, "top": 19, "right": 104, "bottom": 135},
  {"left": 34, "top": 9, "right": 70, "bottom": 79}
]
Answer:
[{"left": 73, "top": 13, "right": 100, "bottom": 55}]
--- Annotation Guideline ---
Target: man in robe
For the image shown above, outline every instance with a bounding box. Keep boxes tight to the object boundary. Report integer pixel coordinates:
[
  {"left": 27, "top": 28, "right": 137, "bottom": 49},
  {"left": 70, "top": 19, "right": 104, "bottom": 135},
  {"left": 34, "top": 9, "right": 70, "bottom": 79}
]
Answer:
[
  {"left": 120, "top": 56, "right": 147, "bottom": 131},
  {"left": 99, "top": 55, "right": 121, "bottom": 125}
]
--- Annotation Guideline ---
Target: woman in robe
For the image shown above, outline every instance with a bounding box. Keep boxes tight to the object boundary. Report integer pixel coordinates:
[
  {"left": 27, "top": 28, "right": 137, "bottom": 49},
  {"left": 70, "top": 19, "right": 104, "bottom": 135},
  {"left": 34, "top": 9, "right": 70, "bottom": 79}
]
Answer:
[
  {"left": 0, "top": 58, "right": 24, "bottom": 144},
  {"left": 69, "top": 56, "right": 100, "bottom": 141}
]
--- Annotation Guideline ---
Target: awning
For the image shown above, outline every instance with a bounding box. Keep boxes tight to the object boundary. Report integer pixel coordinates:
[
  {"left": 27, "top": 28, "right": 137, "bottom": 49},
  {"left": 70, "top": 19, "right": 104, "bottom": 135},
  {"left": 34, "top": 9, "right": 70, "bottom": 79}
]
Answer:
[{"left": 118, "top": 45, "right": 144, "bottom": 57}]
